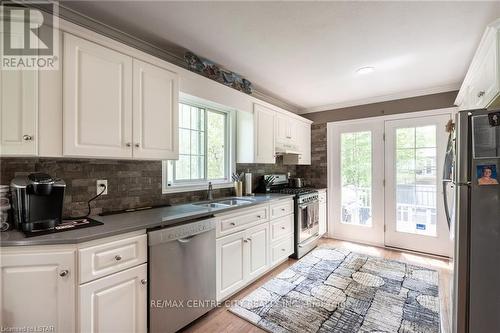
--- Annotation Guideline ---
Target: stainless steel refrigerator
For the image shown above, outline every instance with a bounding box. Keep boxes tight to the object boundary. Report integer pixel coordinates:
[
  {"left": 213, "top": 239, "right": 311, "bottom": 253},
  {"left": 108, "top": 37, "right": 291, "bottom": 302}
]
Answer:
[{"left": 444, "top": 109, "right": 500, "bottom": 333}]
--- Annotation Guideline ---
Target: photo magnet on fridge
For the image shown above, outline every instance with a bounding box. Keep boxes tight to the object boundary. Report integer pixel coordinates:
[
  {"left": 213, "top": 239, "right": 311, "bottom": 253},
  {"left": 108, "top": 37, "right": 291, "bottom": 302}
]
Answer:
[
  {"left": 477, "top": 164, "right": 499, "bottom": 185},
  {"left": 488, "top": 111, "right": 500, "bottom": 127}
]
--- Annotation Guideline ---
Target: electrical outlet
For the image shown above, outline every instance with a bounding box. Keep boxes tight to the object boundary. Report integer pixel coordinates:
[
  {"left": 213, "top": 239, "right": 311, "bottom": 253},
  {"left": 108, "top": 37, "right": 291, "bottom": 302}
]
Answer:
[{"left": 96, "top": 180, "right": 108, "bottom": 195}]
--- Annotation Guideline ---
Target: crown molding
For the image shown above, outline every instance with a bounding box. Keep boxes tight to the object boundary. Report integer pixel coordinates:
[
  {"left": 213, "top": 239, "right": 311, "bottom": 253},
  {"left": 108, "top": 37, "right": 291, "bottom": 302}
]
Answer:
[{"left": 299, "top": 83, "right": 461, "bottom": 114}]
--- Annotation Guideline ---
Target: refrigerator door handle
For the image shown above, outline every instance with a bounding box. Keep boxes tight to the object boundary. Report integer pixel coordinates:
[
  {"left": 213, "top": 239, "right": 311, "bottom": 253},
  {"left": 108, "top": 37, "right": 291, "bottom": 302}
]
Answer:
[{"left": 443, "top": 180, "right": 452, "bottom": 230}]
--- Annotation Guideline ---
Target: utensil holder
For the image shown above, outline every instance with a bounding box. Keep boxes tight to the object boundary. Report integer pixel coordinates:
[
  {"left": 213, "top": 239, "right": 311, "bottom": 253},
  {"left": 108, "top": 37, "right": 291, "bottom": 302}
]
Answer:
[{"left": 234, "top": 181, "right": 243, "bottom": 197}]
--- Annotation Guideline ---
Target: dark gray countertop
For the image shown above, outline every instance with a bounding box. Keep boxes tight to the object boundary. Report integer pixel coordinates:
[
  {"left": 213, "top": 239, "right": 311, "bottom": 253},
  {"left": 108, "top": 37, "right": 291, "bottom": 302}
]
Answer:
[{"left": 0, "top": 194, "right": 294, "bottom": 247}]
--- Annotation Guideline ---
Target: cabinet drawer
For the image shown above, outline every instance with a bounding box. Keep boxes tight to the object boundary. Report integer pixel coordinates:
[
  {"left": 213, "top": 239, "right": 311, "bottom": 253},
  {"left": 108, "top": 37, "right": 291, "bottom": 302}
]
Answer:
[
  {"left": 271, "top": 235, "right": 293, "bottom": 265},
  {"left": 218, "top": 206, "right": 269, "bottom": 236},
  {"left": 270, "top": 200, "right": 294, "bottom": 219},
  {"left": 270, "top": 215, "right": 294, "bottom": 242},
  {"left": 79, "top": 234, "right": 147, "bottom": 283}
]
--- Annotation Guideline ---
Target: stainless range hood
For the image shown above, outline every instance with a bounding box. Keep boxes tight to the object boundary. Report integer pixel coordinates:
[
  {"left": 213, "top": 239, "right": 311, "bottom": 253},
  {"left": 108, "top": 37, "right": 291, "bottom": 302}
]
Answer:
[{"left": 275, "top": 142, "right": 301, "bottom": 155}]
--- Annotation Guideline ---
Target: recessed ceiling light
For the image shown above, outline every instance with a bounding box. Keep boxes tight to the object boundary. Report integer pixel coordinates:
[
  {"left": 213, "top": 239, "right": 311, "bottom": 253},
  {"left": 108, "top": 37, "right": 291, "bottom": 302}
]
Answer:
[{"left": 356, "top": 66, "right": 375, "bottom": 74}]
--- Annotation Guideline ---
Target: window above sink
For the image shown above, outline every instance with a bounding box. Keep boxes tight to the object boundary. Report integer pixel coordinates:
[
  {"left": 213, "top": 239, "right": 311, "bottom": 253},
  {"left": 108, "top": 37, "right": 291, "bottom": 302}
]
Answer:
[{"left": 162, "top": 95, "right": 236, "bottom": 193}]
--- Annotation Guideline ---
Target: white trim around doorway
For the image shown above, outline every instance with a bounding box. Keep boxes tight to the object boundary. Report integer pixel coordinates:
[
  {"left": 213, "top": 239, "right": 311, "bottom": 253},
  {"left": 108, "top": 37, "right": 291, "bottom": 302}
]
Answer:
[{"left": 326, "top": 107, "right": 458, "bottom": 254}]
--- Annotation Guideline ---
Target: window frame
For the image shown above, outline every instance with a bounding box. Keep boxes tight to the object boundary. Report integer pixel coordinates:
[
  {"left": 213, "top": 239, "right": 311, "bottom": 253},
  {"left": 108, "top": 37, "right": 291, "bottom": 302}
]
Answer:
[{"left": 162, "top": 96, "right": 236, "bottom": 194}]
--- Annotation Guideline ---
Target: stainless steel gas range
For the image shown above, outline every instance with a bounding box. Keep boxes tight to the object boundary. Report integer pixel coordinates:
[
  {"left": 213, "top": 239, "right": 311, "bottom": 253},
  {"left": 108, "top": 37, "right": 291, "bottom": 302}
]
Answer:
[{"left": 263, "top": 174, "right": 320, "bottom": 258}]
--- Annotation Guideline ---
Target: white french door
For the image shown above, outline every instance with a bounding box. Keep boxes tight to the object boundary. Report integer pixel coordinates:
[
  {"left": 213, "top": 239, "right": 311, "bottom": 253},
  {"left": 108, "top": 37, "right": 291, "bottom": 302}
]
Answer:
[
  {"left": 384, "top": 115, "right": 451, "bottom": 256},
  {"left": 328, "top": 120, "right": 385, "bottom": 245},
  {"left": 328, "top": 110, "right": 454, "bottom": 256}
]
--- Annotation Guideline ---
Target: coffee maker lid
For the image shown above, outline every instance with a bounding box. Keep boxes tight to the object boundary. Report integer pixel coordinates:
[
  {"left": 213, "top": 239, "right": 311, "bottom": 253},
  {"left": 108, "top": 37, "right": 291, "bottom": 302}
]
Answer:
[{"left": 28, "top": 173, "right": 54, "bottom": 184}]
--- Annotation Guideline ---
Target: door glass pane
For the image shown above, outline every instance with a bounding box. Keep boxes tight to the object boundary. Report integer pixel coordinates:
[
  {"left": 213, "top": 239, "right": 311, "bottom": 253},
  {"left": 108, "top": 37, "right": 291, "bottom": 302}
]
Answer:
[
  {"left": 340, "top": 131, "right": 372, "bottom": 226},
  {"left": 395, "top": 126, "right": 437, "bottom": 236}
]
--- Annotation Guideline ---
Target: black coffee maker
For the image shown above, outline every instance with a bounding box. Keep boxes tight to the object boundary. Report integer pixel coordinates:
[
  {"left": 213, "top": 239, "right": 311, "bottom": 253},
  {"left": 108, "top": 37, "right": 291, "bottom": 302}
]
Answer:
[{"left": 10, "top": 173, "right": 65, "bottom": 232}]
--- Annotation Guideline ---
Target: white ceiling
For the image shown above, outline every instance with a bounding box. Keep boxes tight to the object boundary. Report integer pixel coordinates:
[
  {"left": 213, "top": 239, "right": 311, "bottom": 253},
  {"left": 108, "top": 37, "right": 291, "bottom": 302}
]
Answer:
[{"left": 62, "top": 1, "right": 500, "bottom": 113}]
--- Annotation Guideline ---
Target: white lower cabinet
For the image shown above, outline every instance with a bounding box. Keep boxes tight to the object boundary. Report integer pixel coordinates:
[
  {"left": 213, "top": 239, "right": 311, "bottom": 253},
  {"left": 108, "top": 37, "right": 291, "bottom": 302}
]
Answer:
[
  {"left": 246, "top": 223, "right": 270, "bottom": 281},
  {"left": 0, "top": 248, "right": 76, "bottom": 332},
  {"left": 216, "top": 223, "right": 269, "bottom": 301},
  {"left": 318, "top": 189, "right": 327, "bottom": 236},
  {"left": 79, "top": 264, "right": 147, "bottom": 333},
  {"left": 216, "top": 199, "right": 294, "bottom": 301},
  {"left": 77, "top": 232, "right": 148, "bottom": 333},
  {"left": 271, "top": 235, "right": 294, "bottom": 265},
  {"left": 216, "top": 230, "right": 247, "bottom": 300}
]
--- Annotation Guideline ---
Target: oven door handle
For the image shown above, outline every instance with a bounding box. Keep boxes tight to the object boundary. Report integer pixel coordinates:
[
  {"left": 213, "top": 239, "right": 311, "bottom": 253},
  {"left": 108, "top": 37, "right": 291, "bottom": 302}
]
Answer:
[
  {"left": 298, "top": 201, "right": 318, "bottom": 210},
  {"left": 298, "top": 232, "right": 320, "bottom": 248}
]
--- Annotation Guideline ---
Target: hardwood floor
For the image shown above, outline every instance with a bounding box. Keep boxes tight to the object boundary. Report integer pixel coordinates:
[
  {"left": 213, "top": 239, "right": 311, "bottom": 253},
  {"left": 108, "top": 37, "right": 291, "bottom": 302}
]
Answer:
[{"left": 183, "top": 238, "right": 453, "bottom": 333}]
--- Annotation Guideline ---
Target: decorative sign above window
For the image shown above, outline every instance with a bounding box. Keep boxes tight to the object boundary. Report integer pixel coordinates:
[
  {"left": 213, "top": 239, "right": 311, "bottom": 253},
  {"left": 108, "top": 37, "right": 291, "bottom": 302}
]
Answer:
[{"left": 184, "top": 51, "right": 252, "bottom": 95}]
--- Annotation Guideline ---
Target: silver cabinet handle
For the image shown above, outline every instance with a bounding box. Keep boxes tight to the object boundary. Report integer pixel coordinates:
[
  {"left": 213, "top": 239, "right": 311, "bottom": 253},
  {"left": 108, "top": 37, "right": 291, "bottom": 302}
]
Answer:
[
  {"left": 281, "top": 208, "right": 286, "bottom": 211},
  {"left": 115, "top": 255, "right": 122, "bottom": 261},
  {"left": 281, "top": 248, "right": 286, "bottom": 252},
  {"left": 243, "top": 239, "right": 249, "bottom": 243},
  {"left": 281, "top": 226, "right": 286, "bottom": 230},
  {"left": 257, "top": 215, "right": 262, "bottom": 218},
  {"left": 478, "top": 91, "right": 485, "bottom": 98},
  {"left": 59, "top": 269, "right": 69, "bottom": 277},
  {"left": 134, "top": 143, "right": 140, "bottom": 148},
  {"left": 125, "top": 142, "right": 131, "bottom": 147},
  {"left": 141, "top": 279, "right": 147, "bottom": 285},
  {"left": 230, "top": 222, "right": 236, "bottom": 226},
  {"left": 23, "top": 135, "right": 32, "bottom": 141}
]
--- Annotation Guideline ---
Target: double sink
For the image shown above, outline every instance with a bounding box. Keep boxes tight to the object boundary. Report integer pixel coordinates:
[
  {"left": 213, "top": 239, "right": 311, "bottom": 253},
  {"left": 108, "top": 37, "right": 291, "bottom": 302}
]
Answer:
[{"left": 193, "top": 197, "right": 255, "bottom": 210}]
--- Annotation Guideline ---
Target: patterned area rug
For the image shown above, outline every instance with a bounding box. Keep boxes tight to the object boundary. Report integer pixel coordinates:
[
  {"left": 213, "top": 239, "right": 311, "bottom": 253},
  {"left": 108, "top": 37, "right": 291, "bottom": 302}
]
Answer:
[{"left": 230, "top": 246, "right": 440, "bottom": 333}]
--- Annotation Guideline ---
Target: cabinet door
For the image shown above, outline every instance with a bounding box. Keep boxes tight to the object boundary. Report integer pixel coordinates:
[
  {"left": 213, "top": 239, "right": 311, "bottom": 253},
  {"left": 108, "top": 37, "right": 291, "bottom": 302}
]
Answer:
[
  {"left": 275, "top": 114, "right": 289, "bottom": 144},
  {"left": 297, "top": 121, "right": 311, "bottom": 165},
  {"left": 132, "top": 59, "right": 179, "bottom": 160},
  {"left": 0, "top": 36, "right": 38, "bottom": 156},
  {"left": 0, "top": 250, "right": 75, "bottom": 332},
  {"left": 469, "top": 37, "right": 498, "bottom": 109},
  {"left": 245, "top": 223, "right": 270, "bottom": 281},
  {"left": 79, "top": 264, "right": 147, "bottom": 333},
  {"left": 216, "top": 230, "right": 246, "bottom": 301},
  {"left": 319, "top": 192, "right": 327, "bottom": 236},
  {"left": 254, "top": 104, "right": 275, "bottom": 164},
  {"left": 63, "top": 33, "right": 133, "bottom": 158}
]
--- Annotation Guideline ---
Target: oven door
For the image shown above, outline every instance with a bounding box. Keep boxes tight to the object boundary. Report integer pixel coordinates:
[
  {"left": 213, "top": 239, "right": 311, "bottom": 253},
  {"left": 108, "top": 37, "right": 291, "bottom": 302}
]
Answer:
[{"left": 297, "top": 200, "right": 319, "bottom": 243}]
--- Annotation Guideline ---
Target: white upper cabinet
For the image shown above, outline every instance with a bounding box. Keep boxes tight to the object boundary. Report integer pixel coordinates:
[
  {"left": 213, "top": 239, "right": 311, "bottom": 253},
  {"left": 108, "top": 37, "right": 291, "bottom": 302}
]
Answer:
[
  {"left": 456, "top": 19, "right": 500, "bottom": 109},
  {"left": 276, "top": 113, "right": 295, "bottom": 145},
  {"left": 132, "top": 59, "right": 179, "bottom": 160},
  {"left": 63, "top": 33, "right": 133, "bottom": 158},
  {"left": 0, "top": 248, "right": 76, "bottom": 332},
  {"left": 0, "top": 59, "right": 38, "bottom": 155},
  {"left": 283, "top": 120, "right": 311, "bottom": 165},
  {"left": 297, "top": 121, "right": 311, "bottom": 165},
  {"left": 63, "top": 33, "right": 179, "bottom": 160},
  {"left": 254, "top": 103, "right": 276, "bottom": 164}
]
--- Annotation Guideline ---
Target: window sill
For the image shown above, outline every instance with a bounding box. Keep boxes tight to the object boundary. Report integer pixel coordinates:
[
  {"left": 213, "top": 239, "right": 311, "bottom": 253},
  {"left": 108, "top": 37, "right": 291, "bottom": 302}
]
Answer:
[{"left": 162, "top": 181, "right": 234, "bottom": 194}]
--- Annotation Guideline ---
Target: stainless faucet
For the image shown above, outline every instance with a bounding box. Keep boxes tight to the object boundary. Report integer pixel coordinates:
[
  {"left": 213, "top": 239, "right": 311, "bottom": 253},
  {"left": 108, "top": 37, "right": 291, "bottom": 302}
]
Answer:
[{"left": 207, "top": 182, "right": 213, "bottom": 201}]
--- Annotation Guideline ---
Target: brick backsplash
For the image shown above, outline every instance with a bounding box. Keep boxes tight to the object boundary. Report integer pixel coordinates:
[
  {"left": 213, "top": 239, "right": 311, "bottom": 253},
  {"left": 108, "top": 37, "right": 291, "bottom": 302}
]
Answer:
[{"left": 0, "top": 157, "right": 296, "bottom": 217}]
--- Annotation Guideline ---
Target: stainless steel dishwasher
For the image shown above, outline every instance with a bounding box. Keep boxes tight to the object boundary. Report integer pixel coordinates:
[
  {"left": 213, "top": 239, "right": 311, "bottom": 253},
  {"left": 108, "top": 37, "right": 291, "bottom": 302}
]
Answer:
[{"left": 148, "top": 217, "right": 217, "bottom": 333}]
